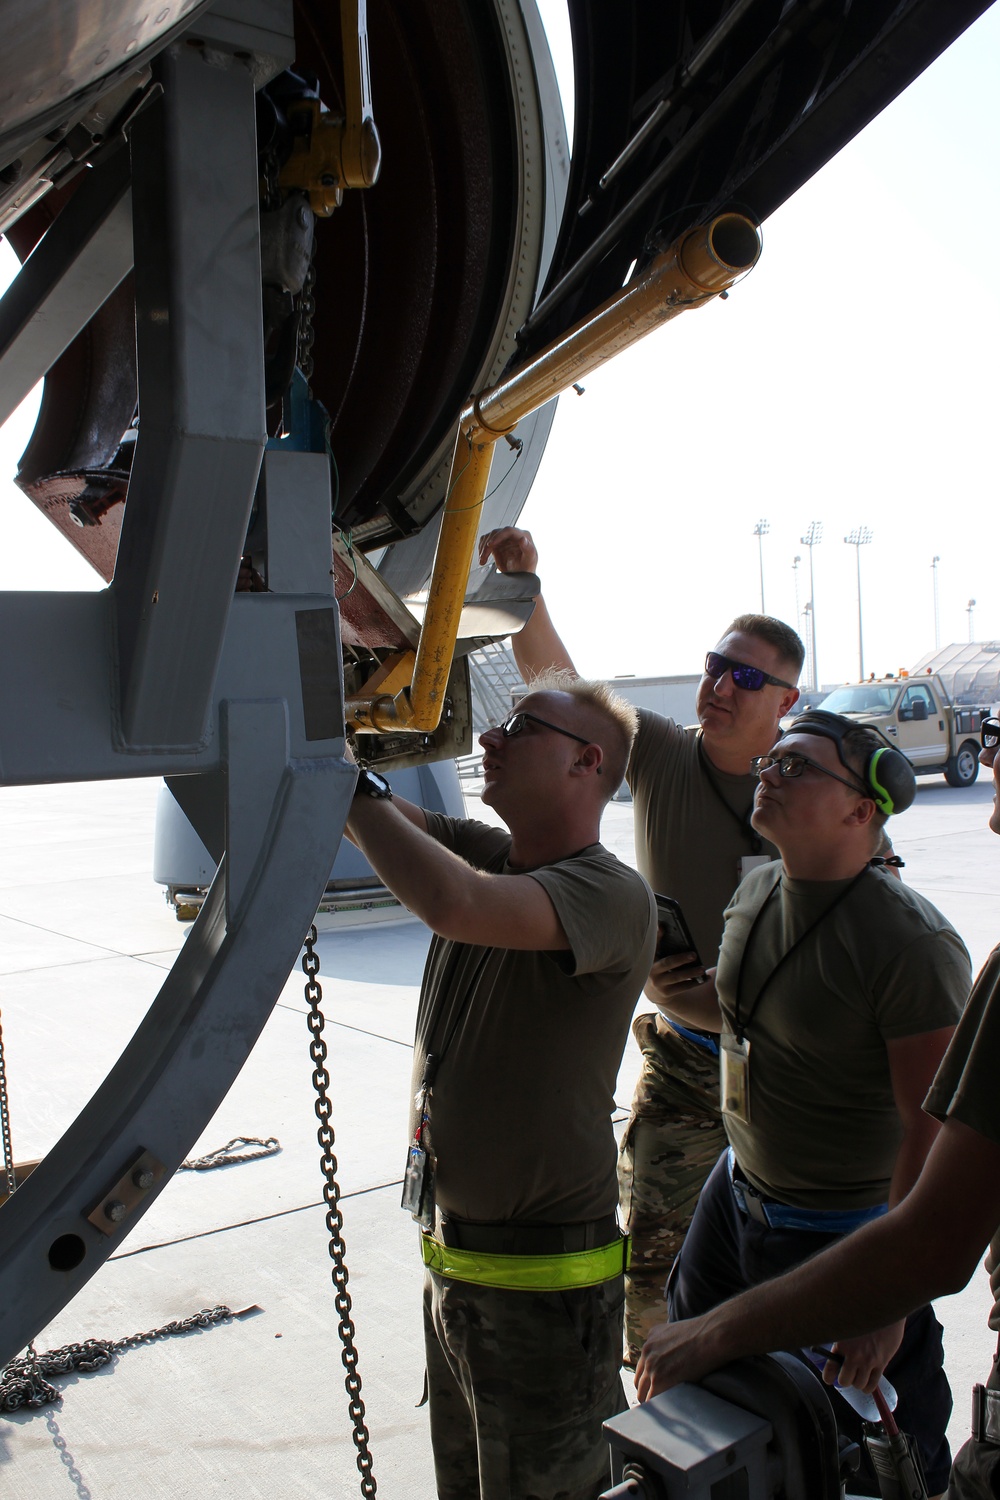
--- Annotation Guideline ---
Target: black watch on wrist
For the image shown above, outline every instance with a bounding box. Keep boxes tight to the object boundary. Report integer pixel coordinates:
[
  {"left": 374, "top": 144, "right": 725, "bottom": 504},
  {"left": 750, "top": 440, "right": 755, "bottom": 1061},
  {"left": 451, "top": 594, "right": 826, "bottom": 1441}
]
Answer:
[{"left": 354, "top": 767, "right": 393, "bottom": 800}]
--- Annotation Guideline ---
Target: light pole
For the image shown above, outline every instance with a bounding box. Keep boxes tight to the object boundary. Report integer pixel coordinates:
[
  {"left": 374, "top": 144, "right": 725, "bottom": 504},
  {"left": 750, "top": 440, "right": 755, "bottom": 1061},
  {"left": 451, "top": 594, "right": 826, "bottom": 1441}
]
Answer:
[
  {"left": 802, "top": 601, "right": 814, "bottom": 694},
  {"left": 753, "top": 519, "right": 770, "bottom": 612},
  {"left": 968, "top": 599, "right": 977, "bottom": 643},
  {"left": 800, "top": 522, "right": 823, "bottom": 691},
  {"left": 844, "top": 527, "right": 873, "bottom": 679},
  {"left": 792, "top": 555, "right": 802, "bottom": 628},
  {"left": 931, "top": 556, "right": 941, "bottom": 649}
]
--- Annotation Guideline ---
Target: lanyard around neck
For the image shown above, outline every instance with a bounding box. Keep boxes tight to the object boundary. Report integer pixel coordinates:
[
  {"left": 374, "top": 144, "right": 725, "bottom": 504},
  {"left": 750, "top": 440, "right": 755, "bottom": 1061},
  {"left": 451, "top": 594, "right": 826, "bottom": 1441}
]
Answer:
[
  {"left": 697, "top": 735, "right": 763, "bottom": 855},
  {"left": 732, "top": 867, "right": 869, "bottom": 1042}
]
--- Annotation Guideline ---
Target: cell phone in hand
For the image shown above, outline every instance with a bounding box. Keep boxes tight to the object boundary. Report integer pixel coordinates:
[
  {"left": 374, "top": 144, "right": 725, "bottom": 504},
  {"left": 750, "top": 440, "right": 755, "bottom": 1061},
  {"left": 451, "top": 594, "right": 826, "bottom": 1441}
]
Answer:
[{"left": 654, "top": 894, "right": 701, "bottom": 966}]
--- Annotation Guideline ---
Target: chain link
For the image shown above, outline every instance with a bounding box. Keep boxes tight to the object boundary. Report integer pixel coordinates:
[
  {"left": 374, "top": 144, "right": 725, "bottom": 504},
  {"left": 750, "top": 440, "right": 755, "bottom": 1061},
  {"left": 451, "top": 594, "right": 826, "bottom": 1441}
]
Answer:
[
  {"left": 0, "top": 1008, "right": 18, "bottom": 1200},
  {"left": 260, "top": 135, "right": 315, "bottom": 394},
  {"left": 1, "top": 1001, "right": 264, "bottom": 1413},
  {"left": 260, "top": 143, "right": 281, "bottom": 213},
  {"left": 302, "top": 925, "right": 377, "bottom": 1497},
  {"left": 296, "top": 259, "right": 317, "bottom": 390},
  {"left": 0, "top": 1007, "right": 44, "bottom": 1393},
  {"left": 0, "top": 1307, "right": 235, "bottom": 1413}
]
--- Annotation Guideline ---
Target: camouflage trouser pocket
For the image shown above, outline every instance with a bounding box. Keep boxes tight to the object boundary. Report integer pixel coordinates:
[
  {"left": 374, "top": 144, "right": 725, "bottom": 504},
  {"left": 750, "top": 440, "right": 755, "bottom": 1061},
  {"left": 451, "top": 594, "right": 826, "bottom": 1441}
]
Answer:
[
  {"left": 945, "top": 1435, "right": 1000, "bottom": 1498},
  {"left": 618, "top": 1114, "right": 638, "bottom": 1226},
  {"left": 508, "top": 1378, "right": 624, "bottom": 1500},
  {"left": 425, "top": 1271, "right": 625, "bottom": 1500},
  {"left": 617, "top": 1113, "right": 726, "bottom": 1253},
  {"left": 617, "top": 1116, "right": 727, "bottom": 1366}
]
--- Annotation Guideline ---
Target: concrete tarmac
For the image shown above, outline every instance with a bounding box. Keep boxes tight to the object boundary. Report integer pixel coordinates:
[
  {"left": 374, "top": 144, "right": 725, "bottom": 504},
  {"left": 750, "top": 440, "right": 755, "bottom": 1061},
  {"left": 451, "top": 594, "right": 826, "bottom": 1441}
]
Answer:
[{"left": 0, "top": 769, "right": 996, "bottom": 1497}]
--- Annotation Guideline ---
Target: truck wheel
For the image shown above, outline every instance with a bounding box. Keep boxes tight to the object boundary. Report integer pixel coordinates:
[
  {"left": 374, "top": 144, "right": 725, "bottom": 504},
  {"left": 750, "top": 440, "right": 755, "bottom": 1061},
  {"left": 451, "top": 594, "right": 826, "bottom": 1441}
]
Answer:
[{"left": 945, "top": 742, "right": 980, "bottom": 787}]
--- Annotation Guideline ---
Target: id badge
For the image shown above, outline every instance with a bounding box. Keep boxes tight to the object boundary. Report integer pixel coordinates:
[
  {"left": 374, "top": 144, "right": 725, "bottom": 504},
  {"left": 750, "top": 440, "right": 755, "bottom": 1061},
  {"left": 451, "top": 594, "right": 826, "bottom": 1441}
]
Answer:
[
  {"left": 401, "top": 1143, "right": 435, "bottom": 1229},
  {"left": 721, "top": 1033, "right": 751, "bottom": 1124},
  {"left": 738, "top": 854, "right": 771, "bottom": 882}
]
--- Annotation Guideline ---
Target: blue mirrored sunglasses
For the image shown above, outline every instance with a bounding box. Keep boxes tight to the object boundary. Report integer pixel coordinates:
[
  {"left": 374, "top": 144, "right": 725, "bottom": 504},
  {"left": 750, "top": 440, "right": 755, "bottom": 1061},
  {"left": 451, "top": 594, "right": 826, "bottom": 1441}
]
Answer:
[{"left": 705, "top": 650, "right": 795, "bottom": 693}]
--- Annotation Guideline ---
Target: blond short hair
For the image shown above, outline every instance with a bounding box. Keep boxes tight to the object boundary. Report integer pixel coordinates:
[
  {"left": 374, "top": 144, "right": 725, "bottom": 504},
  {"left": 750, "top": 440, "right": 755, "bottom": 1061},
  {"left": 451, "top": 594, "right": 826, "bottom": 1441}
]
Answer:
[{"left": 526, "top": 669, "right": 638, "bottom": 796}]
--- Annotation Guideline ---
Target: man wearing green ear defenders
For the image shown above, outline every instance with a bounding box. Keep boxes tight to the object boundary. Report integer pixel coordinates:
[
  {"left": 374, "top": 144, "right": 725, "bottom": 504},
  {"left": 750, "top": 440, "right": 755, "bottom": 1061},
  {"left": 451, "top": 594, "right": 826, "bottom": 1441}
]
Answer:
[{"left": 645, "top": 709, "right": 971, "bottom": 1498}]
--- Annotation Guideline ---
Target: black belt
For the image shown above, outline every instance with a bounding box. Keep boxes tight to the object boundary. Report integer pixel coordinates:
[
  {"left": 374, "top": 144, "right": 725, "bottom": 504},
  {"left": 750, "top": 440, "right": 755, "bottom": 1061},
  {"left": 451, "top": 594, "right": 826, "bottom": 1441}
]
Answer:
[{"left": 433, "top": 1212, "right": 620, "bottom": 1256}]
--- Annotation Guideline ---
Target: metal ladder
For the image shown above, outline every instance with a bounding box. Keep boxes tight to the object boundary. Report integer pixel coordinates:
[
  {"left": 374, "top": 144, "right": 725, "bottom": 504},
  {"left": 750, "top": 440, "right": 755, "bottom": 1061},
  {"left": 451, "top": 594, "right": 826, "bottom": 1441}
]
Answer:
[{"left": 460, "top": 643, "right": 526, "bottom": 775}]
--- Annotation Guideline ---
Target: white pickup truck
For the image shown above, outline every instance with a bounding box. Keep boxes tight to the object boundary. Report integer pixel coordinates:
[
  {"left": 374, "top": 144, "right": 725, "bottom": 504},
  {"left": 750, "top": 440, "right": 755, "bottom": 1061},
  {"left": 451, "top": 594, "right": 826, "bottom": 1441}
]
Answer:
[{"left": 815, "top": 672, "right": 988, "bottom": 787}]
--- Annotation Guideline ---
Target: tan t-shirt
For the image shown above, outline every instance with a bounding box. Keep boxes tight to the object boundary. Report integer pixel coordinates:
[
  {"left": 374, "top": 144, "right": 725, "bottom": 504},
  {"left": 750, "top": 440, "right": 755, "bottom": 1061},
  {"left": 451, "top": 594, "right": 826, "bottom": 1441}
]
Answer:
[
  {"left": 717, "top": 862, "right": 970, "bottom": 1209},
  {"left": 925, "top": 945, "right": 1000, "bottom": 1330},
  {"left": 627, "top": 710, "right": 776, "bottom": 966},
  {"left": 414, "top": 814, "right": 657, "bottom": 1224}
]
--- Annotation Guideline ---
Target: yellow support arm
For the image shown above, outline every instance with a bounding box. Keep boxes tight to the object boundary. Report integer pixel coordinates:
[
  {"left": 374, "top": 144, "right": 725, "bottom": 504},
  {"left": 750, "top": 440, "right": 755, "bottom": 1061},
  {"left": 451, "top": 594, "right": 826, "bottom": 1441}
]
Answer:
[{"left": 348, "top": 213, "right": 761, "bottom": 735}]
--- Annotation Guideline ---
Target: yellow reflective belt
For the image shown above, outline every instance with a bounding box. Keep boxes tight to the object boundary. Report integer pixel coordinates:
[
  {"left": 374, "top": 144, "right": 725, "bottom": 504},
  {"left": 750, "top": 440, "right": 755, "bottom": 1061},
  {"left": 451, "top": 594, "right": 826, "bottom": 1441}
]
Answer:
[{"left": 420, "top": 1233, "right": 630, "bottom": 1291}]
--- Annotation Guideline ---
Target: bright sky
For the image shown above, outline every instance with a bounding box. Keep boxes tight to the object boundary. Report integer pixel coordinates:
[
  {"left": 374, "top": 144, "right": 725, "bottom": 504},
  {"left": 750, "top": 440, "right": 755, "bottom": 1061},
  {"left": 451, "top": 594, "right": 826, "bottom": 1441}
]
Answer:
[
  {"left": 525, "top": 0, "right": 1000, "bottom": 686},
  {"left": 1, "top": 5, "right": 997, "bottom": 692}
]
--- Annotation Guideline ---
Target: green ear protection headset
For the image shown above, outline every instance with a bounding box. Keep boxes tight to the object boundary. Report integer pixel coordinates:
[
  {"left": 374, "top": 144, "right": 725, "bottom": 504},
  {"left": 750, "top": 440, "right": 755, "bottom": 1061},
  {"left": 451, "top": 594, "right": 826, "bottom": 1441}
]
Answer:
[{"left": 787, "top": 709, "right": 916, "bottom": 815}]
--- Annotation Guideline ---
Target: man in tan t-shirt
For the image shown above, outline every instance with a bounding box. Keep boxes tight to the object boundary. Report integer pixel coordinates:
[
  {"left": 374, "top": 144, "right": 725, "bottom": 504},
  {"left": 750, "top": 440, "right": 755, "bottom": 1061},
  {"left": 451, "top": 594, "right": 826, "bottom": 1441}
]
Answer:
[
  {"left": 635, "top": 714, "right": 1000, "bottom": 1500},
  {"left": 647, "top": 711, "right": 968, "bottom": 1497},
  {"left": 478, "top": 525, "right": 803, "bottom": 1362},
  {"left": 346, "top": 678, "right": 656, "bottom": 1500}
]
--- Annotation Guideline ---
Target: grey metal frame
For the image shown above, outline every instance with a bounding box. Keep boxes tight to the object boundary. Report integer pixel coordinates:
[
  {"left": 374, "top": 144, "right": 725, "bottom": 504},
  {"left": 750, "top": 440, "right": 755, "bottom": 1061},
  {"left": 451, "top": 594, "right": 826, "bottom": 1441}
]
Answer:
[
  {"left": 0, "top": 6, "right": 355, "bottom": 1367},
  {"left": 115, "top": 41, "right": 267, "bottom": 749},
  {"left": 0, "top": 143, "right": 134, "bottom": 430}
]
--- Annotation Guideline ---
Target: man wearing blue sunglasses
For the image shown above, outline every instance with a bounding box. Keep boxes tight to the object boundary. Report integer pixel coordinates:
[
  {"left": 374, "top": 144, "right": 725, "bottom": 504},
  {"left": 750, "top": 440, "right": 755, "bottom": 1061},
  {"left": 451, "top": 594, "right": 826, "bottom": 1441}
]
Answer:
[{"left": 479, "top": 526, "right": 804, "bottom": 1364}]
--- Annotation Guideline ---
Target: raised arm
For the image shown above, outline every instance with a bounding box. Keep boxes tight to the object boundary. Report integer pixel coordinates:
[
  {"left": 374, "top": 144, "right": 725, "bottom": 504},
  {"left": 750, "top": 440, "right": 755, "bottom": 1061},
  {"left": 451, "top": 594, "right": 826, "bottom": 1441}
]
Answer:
[
  {"left": 345, "top": 794, "right": 570, "bottom": 949},
  {"left": 478, "top": 527, "right": 578, "bottom": 682}
]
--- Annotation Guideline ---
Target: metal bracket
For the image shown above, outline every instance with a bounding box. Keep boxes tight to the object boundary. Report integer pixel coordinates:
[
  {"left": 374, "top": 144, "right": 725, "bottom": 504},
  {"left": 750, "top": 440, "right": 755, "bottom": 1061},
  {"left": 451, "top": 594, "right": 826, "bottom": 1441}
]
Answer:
[{"left": 86, "top": 1149, "right": 166, "bottom": 1237}]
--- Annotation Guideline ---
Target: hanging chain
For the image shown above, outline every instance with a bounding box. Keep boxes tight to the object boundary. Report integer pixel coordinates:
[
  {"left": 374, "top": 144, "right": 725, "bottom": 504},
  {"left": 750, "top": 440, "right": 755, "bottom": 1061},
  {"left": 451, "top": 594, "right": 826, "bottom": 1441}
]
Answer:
[
  {"left": 0, "top": 1307, "right": 236, "bottom": 1413},
  {"left": 260, "top": 131, "right": 316, "bottom": 395},
  {"left": 179, "top": 1136, "right": 281, "bottom": 1171},
  {"left": 0, "top": 1004, "right": 44, "bottom": 1393},
  {"left": 0, "top": 1008, "right": 17, "bottom": 1200},
  {"left": 302, "top": 925, "right": 377, "bottom": 1497},
  {"left": 296, "top": 258, "right": 317, "bottom": 391},
  {"left": 260, "top": 143, "right": 281, "bottom": 213}
]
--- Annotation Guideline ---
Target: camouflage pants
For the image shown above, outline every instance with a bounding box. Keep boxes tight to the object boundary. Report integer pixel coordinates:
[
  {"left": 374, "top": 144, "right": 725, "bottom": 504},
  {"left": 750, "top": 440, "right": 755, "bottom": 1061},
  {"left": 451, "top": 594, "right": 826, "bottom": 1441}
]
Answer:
[
  {"left": 422, "top": 1268, "right": 627, "bottom": 1500},
  {"left": 947, "top": 1352, "right": 1000, "bottom": 1498},
  {"left": 947, "top": 1442, "right": 1000, "bottom": 1499},
  {"left": 617, "top": 1014, "right": 725, "bottom": 1365}
]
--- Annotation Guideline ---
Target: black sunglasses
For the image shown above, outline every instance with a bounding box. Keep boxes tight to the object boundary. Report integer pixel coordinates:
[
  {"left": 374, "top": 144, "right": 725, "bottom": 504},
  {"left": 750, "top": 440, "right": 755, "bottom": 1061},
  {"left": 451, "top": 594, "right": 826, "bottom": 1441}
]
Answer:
[
  {"left": 982, "top": 716, "right": 1000, "bottom": 750},
  {"left": 705, "top": 651, "right": 795, "bottom": 693},
  {"left": 751, "top": 752, "right": 869, "bottom": 798},
  {"left": 498, "top": 711, "right": 591, "bottom": 747}
]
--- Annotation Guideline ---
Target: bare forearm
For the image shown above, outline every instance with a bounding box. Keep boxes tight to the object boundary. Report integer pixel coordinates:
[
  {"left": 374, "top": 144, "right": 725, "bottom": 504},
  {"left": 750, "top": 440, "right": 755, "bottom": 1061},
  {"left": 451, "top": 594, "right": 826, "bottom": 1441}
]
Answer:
[
  {"left": 346, "top": 798, "right": 568, "bottom": 948},
  {"left": 342, "top": 788, "right": 427, "bottom": 846},
  {"left": 638, "top": 1208, "right": 970, "bottom": 1401},
  {"left": 888, "top": 1118, "right": 940, "bottom": 1208},
  {"left": 644, "top": 974, "right": 722, "bottom": 1032},
  {"left": 703, "top": 1204, "right": 963, "bottom": 1355},
  {"left": 346, "top": 799, "right": 475, "bottom": 932},
  {"left": 636, "top": 1119, "right": 1000, "bottom": 1400},
  {"left": 511, "top": 594, "right": 577, "bottom": 682}
]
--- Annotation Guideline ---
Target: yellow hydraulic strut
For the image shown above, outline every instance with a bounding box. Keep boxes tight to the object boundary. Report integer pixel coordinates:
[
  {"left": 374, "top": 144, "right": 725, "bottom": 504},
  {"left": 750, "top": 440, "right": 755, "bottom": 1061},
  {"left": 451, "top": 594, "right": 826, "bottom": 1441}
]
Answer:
[{"left": 348, "top": 213, "right": 761, "bottom": 735}]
